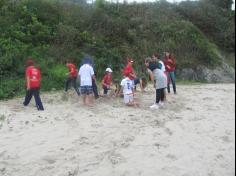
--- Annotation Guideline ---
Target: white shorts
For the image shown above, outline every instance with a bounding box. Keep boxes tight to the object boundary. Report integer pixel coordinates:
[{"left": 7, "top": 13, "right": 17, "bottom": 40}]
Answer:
[{"left": 124, "top": 94, "right": 134, "bottom": 104}]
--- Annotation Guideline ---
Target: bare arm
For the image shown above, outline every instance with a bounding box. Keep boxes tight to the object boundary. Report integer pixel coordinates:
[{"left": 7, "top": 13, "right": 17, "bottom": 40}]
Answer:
[{"left": 27, "top": 76, "right": 30, "bottom": 90}]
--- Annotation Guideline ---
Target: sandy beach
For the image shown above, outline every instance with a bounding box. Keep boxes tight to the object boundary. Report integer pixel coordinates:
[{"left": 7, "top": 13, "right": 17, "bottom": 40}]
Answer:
[{"left": 0, "top": 84, "right": 235, "bottom": 176}]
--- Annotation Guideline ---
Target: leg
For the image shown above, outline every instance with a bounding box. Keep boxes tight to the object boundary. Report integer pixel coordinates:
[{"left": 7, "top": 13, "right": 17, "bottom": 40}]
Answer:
[
  {"left": 156, "top": 89, "right": 161, "bottom": 104},
  {"left": 160, "top": 88, "right": 165, "bottom": 102},
  {"left": 80, "top": 86, "right": 86, "bottom": 105},
  {"left": 23, "top": 90, "right": 33, "bottom": 106},
  {"left": 169, "top": 72, "right": 177, "bottom": 94},
  {"left": 33, "top": 89, "right": 44, "bottom": 110},
  {"left": 92, "top": 79, "right": 99, "bottom": 99},
  {"left": 72, "top": 77, "right": 80, "bottom": 96},
  {"left": 167, "top": 73, "right": 171, "bottom": 93},
  {"left": 65, "top": 77, "right": 71, "bottom": 92},
  {"left": 87, "top": 94, "right": 94, "bottom": 105},
  {"left": 83, "top": 95, "right": 86, "bottom": 105},
  {"left": 103, "top": 86, "right": 108, "bottom": 95}
]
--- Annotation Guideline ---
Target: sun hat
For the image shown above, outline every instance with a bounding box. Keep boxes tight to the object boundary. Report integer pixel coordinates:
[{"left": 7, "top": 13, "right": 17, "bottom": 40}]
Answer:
[{"left": 106, "top": 68, "right": 113, "bottom": 73}]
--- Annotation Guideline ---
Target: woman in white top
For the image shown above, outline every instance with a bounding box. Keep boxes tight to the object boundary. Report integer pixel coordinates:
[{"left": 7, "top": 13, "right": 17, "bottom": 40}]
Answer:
[{"left": 145, "top": 58, "right": 167, "bottom": 109}]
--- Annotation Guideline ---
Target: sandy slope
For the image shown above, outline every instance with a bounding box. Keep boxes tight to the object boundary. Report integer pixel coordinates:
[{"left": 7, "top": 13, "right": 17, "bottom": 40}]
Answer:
[{"left": 0, "top": 84, "right": 235, "bottom": 176}]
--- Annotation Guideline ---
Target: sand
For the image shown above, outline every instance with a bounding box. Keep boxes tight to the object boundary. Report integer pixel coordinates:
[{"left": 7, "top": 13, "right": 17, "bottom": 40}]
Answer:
[{"left": 0, "top": 84, "right": 235, "bottom": 176}]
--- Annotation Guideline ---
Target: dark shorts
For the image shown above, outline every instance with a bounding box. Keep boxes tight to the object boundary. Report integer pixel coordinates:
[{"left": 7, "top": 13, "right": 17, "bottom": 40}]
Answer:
[
  {"left": 103, "top": 86, "right": 111, "bottom": 95},
  {"left": 80, "top": 86, "right": 93, "bottom": 95}
]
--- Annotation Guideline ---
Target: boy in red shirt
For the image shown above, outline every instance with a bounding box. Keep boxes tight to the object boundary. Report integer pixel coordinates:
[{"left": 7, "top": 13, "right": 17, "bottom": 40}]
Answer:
[
  {"left": 65, "top": 60, "right": 80, "bottom": 96},
  {"left": 102, "top": 68, "right": 113, "bottom": 96},
  {"left": 123, "top": 57, "right": 137, "bottom": 80},
  {"left": 23, "top": 59, "right": 44, "bottom": 111}
]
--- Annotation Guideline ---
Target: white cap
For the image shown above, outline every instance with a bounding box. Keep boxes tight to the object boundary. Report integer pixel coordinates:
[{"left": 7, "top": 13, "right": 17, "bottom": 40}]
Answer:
[{"left": 106, "top": 68, "right": 113, "bottom": 73}]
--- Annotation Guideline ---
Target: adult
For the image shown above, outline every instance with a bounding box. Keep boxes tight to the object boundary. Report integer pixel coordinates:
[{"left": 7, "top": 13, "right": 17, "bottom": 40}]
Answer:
[
  {"left": 145, "top": 58, "right": 167, "bottom": 109},
  {"left": 152, "top": 53, "right": 166, "bottom": 73},
  {"left": 81, "top": 57, "right": 99, "bottom": 99},
  {"left": 65, "top": 60, "right": 80, "bottom": 96},
  {"left": 23, "top": 59, "right": 44, "bottom": 111},
  {"left": 79, "top": 57, "right": 96, "bottom": 105},
  {"left": 164, "top": 52, "right": 177, "bottom": 94}
]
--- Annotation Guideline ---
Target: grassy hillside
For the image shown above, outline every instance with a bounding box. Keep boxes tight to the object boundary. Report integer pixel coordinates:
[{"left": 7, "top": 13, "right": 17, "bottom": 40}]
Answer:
[{"left": 0, "top": 0, "right": 235, "bottom": 99}]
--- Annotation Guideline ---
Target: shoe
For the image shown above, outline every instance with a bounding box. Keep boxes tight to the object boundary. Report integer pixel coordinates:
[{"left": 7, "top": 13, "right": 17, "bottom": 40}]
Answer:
[
  {"left": 159, "top": 101, "right": 165, "bottom": 107},
  {"left": 150, "top": 104, "right": 159, "bottom": 109}
]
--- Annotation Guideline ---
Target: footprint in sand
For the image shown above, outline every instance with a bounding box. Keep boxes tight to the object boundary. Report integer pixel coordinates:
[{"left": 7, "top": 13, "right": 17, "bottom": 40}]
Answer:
[
  {"left": 220, "top": 136, "right": 231, "bottom": 143},
  {"left": 166, "top": 154, "right": 178, "bottom": 161},
  {"left": 165, "top": 128, "right": 173, "bottom": 136},
  {"left": 108, "top": 152, "right": 126, "bottom": 165},
  {"left": 42, "top": 156, "right": 56, "bottom": 164}
]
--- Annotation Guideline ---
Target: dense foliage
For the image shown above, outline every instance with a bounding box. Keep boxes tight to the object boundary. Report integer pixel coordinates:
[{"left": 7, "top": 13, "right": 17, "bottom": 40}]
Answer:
[{"left": 0, "top": 0, "right": 235, "bottom": 99}]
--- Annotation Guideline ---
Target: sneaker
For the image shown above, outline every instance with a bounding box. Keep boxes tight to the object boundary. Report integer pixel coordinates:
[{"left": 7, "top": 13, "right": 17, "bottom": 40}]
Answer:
[
  {"left": 159, "top": 101, "right": 165, "bottom": 107},
  {"left": 150, "top": 103, "right": 159, "bottom": 109}
]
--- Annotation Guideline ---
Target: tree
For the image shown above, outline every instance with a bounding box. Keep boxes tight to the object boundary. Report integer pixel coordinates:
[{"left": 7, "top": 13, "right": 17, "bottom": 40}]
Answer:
[{"left": 204, "top": 0, "right": 234, "bottom": 10}]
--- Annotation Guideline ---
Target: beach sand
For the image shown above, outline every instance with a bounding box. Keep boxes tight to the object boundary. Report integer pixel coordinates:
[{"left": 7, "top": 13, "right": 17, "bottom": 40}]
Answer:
[{"left": 0, "top": 84, "right": 235, "bottom": 176}]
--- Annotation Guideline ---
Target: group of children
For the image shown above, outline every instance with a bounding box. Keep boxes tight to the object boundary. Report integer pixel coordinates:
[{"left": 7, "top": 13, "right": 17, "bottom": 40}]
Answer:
[{"left": 23, "top": 52, "right": 177, "bottom": 110}]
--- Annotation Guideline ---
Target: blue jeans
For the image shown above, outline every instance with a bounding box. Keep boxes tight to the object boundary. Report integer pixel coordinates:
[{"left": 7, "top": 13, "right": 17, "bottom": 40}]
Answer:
[
  {"left": 23, "top": 88, "right": 44, "bottom": 110},
  {"left": 167, "top": 72, "right": 177, "bottom": 94}
]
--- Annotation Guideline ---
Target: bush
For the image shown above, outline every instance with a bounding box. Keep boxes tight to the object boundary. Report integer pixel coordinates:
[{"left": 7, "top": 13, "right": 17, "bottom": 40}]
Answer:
[{"left": 0, "top": 78, "right": 25, "bottom": 99}]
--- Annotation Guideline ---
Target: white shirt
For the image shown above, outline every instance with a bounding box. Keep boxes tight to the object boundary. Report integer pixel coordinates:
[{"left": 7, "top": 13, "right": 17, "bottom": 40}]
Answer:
[
  {"left": 153, "top": 69, "right": 167, "bottom": 89},
  {"left": 79, "top": 64, "right": 94, "bottom": 86},
  {"left": 120, "top": 77, "right": 134, "bottom": 95}
]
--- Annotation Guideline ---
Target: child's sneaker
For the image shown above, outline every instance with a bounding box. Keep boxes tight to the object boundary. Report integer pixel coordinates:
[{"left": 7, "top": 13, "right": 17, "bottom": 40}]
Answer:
[{"left": 150, "top": 103, "right": 159, "bottom": 109}]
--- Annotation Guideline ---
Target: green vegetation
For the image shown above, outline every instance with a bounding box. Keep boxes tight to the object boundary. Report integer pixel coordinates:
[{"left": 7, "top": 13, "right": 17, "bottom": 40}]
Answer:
[{"left": 0, "top": 0, "right": 235, "bottom": 99}]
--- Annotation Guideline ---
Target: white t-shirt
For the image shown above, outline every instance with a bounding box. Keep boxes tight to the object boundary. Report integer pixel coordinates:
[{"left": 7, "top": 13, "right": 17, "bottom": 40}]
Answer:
[
  {"left": 120, "top": 77, "right": 134, "bottom": 95},
  {"left": 153, "top": 69, "right": 167, "bottom": 89},
  {"left": 79, "top": 64, "right": 94, "bottom": 86}
]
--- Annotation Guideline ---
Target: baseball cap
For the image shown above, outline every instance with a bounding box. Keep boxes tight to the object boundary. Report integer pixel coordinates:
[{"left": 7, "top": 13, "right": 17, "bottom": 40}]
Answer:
[{"left": 106, "top": 68, "right": 113, "bottom": 73}]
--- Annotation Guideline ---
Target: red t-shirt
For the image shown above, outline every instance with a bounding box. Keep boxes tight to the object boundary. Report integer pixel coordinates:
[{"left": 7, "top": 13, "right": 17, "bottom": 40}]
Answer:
[
  {"left": 25, "top": 66, "right": 41, "bottom": 89},
  {"left": 67, "top": 63, "right": 78, "bottom": 77},
  {"left": 164, "top": 58, "right": 176, "bottom": 72},
  {"left": 103, "top": 74, "right": 112, "bottom": 87},
  {"left": 123, "top": 65, "right": 135, "bottom": 80}
]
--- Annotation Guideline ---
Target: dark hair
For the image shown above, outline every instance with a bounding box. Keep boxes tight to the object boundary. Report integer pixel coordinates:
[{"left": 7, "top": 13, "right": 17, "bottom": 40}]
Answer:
[
  {"left": 148, "top": 62, "right": 158, "bottom": 71},
  {"left": 153, "top": 52, "right": 159, "bottom": 58},
  {"left": 26, "top": 58, "right": 34, "bottom": 67}
]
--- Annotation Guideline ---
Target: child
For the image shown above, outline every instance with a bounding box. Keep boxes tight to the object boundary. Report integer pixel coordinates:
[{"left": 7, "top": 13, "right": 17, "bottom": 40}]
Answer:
[
  {"left": 120, "top": 74, "right": 138, "bottom": 107},
  {"left": 102, "top": 68, "right": 113, "bottom": 96},
  {"left": 134, "top": 77, "right": 147, "bottom": 92},
  {"left": 23, "top": 59, "right": 44, "bottom": 111},
  {"left": 65, "top": 60, "right": 80, "bottom": 96},
  {"left": 145, "top": 58, "right": 167, "bottom": 109}
]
